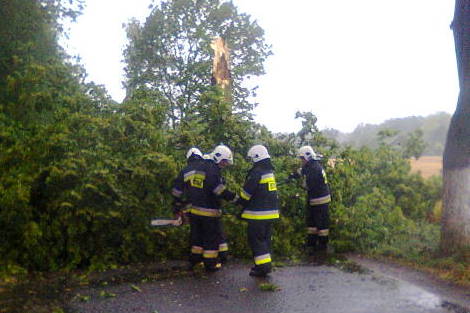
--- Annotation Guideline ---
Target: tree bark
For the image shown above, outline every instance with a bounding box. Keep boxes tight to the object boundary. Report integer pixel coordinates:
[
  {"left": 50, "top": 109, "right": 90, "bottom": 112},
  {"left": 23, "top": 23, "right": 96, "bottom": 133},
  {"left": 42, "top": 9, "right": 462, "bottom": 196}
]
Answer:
[
  {"left": 441, "top": 0, "right": 470, "bottom": 254},
  {"left": 210, "top": 37, "right": 232, "bottom": 100}
]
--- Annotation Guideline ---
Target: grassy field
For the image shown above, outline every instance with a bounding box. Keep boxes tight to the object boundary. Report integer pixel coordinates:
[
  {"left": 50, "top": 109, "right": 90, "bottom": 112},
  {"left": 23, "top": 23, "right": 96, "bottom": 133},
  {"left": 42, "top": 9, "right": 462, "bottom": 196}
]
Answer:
[{"left": 409, "top": 156, "right": 442, "bottom": 178}]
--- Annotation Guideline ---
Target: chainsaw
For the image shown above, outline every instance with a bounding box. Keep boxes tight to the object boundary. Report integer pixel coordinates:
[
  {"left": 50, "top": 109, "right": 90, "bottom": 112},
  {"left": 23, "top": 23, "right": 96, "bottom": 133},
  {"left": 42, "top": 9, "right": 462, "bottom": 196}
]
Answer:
[{"left": 150, "top": 202, "right": 193, "bottom": 227}]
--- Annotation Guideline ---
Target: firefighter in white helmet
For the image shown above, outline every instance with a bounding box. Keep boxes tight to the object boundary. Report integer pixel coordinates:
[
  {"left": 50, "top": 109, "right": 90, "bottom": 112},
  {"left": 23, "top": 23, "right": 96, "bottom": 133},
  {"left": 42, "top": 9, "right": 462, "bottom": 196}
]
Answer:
[
  {"left": 192, "top": 145, "right": 236, "bottom": 271},
  {"left": 172, "top": 147, "right": 204, "bottom": 213},
  {"left": 171, "top": 145, "right": 236, "bottom": 271},
  {"left": 202, "top": 147, "right": 232, "bottom": 264},
  {"left": 235, "top": 144, "right": 280, "bottom": 277},
  {"left": 293, "top": 145, "right": 331, "bottom": 257},
  {"left": 186, "top": 147, "right": 203, "bottom": 160}
]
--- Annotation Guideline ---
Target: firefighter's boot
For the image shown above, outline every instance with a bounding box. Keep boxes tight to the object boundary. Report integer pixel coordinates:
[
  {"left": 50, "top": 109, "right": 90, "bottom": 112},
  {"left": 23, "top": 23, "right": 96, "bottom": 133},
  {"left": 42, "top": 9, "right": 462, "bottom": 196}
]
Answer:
[{"left": 249, "top": 263, "right": 271, "bottom": 277}]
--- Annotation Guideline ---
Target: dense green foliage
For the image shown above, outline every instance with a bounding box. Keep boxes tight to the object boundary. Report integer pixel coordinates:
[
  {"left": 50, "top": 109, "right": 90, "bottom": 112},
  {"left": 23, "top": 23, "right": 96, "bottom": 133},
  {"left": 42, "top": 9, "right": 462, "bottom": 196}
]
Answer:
[
  {"left": 323, "top": 112, "right": 451, "bottom": 156},
  {"left": 1, "top": 0, "right": 443, "bottom": 274},
  {"left": 328, "top": 146, "right": 442, "bottom": 252},
  {"left": 124, "top": 0, "right": 272, "bottom": 126}
]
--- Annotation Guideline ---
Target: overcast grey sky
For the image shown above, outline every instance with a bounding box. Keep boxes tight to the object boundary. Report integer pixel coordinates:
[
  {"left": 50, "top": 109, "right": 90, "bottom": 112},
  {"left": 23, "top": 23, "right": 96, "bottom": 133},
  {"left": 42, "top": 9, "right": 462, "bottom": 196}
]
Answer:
[{"left": 64, "top": 0, "right": 458, "bottom": 133}]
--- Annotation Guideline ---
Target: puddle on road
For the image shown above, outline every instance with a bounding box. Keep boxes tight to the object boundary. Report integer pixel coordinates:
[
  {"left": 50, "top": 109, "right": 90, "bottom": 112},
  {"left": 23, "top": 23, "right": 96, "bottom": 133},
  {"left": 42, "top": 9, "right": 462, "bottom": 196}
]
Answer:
[
  {"left": 441, "top": 301, "right": 470, "bottom": 313},
  {"left": 370, "top": 268, "right": 469, "bottom": 313},
  {"left": 408, "top": 294, "right": 470, "bottom": 313},
  {"left": 399, "top": 284, "right": 442, "bottom": 309}
]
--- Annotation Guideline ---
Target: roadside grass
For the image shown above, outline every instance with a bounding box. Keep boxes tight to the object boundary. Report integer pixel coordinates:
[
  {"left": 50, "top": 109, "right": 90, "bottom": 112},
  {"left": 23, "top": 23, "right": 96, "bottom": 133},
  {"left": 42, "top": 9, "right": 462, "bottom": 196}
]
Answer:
[
  {"left": 0, "top": 260, "right": 192, "bottom": 313},
  {"left": 369, "top": 222, "right": 470, "bottom": 288},
  {"left": 0, "top": 271, "right": 72, "bottom": 313},
  {"left": 368, "top": 252, "right": 470, "bottom": 288}
]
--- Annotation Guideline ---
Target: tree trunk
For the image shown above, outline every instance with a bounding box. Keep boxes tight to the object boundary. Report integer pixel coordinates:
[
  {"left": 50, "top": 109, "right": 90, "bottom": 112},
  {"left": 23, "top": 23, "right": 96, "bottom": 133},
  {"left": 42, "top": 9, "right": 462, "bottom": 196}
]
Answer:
[
  {"left": 210, "top": 37, "right": 232, "bottom": 100},
  {"left": 441, "top": 0, "right": 470, "bottom": 254}
]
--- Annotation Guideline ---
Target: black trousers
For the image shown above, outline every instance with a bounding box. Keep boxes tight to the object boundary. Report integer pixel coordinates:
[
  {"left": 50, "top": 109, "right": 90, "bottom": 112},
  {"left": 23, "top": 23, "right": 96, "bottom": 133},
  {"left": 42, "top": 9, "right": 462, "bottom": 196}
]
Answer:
[
  {"left": 247, "top": 220, "right": 273, "bottom": 272},
  {"left": 189, "top": 214, "right": 219, "bottom": 268},
  {"left": 306, "top": 203, "right": 330, "bottom": 250}
]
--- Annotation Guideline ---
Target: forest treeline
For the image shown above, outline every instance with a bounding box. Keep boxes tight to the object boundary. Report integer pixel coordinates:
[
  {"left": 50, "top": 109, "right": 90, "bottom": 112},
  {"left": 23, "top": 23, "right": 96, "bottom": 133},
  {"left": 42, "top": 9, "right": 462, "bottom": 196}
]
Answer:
[
  {"left": 0, "top": 0, "right": 448, "bottom": 275},
  {"left": 323, "top": 112, "right": 451, "bottom": 156}
]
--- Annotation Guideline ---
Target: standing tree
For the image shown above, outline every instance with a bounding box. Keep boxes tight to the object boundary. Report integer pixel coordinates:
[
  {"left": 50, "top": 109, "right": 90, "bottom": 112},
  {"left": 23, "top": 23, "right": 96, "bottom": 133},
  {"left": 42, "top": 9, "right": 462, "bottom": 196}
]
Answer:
[
  {"left": 402, "top": 129, "right": 427, "bottom": 160},
  {"left": 123, "top": 0, "right": 271, "bottom": 127},
  {"left": 0, "top": 0, "right": 84, "bottom": 121},
  {"left": 441, "top": 0, "right": 470, "bottom": 254}
]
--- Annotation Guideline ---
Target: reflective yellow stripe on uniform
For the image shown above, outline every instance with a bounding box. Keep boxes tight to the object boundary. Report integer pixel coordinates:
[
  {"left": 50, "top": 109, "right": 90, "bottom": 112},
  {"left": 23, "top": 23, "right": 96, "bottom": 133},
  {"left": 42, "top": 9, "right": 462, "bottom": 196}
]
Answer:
[
  {"left": 203, "top": 250, "right": 218, "bottom": 258},
  {"left": 254, "top": 253, "right": 271, "bottom": 265},
  {"left": 184, "top": 170, "right": 206, "bottom": 188},
  {"left": 191, "top": 246, "right": 203, "bottom": 254},
  {"left": 219, "top": 243, "right": 228, "bottom": 252},
  {"left": 181, "top": 204, "right": 191, "bottom": 213},
  {"left": 259, "top": 173, "right": 277, "bottom": 191},
  {"left": 259, "top": 173, "right": 275, "bottom": 183},
  {"left": 309, "top": 194, "right": 331, "bottom": 205},
  {"left": 240, "top": 189, "right": 252, "bottom": 200},
  {"left": 307, "top": 227, "right": 318, "bottom": 234},
  {"left": 241, "top": 210, "right": 279, "bottom": 220},
  {"left": 183, "top": 170, "right": 206, "bottom": 181},
  {"left": 318, "top": 229, "right": 329, "bottom": 237},
  {"left": 190, "top": 206, "right": 221, "bottom": 217}
]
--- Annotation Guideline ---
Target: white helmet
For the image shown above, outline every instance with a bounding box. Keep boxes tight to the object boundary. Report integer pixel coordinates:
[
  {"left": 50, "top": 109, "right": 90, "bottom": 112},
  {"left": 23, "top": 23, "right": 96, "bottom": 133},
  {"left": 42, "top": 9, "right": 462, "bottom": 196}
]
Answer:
[
  {"left": 212, "top": 145, "right": 233, "bottom": 165},
  {"left": 247, "top": 145, "right": 270, "bottom": 163},
  {"left": 186, "top": 147, "right": 203, "bottom": 159},
  {"left": 297, "top": 146, "right": 316, "bottom": 161}
]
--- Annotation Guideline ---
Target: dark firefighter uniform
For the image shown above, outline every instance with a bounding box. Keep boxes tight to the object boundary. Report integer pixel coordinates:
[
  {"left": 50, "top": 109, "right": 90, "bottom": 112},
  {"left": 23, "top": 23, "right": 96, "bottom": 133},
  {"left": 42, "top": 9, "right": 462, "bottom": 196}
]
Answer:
[
  {"left": 301, "top": 158, "right": 331, "bottom": 252},
  {"left": 237, "top": 158, "right": 280, "bottom": 276},
  {"left": 203, "top": 159, "right": 230, "bottom": 264},
  {"left": 172, "top": 157, "right": 235, "bottom": 271}
]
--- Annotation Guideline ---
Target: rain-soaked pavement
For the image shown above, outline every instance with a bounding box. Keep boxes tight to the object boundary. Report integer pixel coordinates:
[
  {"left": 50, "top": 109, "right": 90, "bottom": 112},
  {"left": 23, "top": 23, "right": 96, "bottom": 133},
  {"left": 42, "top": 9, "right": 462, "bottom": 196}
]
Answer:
[{"left": 67, "top": 258, "right": 470, "bottom": 313}]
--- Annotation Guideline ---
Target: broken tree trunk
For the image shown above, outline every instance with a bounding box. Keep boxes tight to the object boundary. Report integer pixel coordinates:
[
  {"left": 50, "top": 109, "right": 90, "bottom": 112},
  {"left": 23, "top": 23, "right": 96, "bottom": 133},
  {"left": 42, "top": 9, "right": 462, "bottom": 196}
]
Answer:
[{"left": 210, "top": 37, "right": 232, "bottom": 101}]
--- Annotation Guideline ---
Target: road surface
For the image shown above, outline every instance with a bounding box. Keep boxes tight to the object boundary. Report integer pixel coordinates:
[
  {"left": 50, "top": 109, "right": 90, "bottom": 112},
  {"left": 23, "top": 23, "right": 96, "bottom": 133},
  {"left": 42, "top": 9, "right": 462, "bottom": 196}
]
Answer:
[{"left": 67, "top": 259, "right": 469, "bottom": 313}]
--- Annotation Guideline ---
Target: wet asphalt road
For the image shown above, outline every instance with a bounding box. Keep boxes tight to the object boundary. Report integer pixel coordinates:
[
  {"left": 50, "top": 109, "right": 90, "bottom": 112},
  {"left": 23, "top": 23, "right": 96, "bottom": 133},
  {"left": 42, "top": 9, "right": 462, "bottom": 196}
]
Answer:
[{"left": 68, "top": 261, "right": 469, "bottom": 313}]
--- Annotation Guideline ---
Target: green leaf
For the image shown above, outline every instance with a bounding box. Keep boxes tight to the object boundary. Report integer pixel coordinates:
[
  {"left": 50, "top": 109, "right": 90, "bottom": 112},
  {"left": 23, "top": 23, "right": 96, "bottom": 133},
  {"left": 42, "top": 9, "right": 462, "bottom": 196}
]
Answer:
[
  {"left": 258, "top": 283, "right": 280, "bottom": 292},
  {"left": 131, "top": 284, "right": 142, "bottom": 292},
  {"left": 99, "top": 290, "right": 116, "bottom": 298}
]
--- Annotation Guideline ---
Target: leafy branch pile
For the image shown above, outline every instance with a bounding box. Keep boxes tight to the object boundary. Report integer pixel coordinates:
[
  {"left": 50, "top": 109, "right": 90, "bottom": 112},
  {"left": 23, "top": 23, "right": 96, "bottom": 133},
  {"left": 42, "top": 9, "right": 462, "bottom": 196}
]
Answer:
[{"left": 1, "top": 0, "right": 442, "bottom": 274}]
